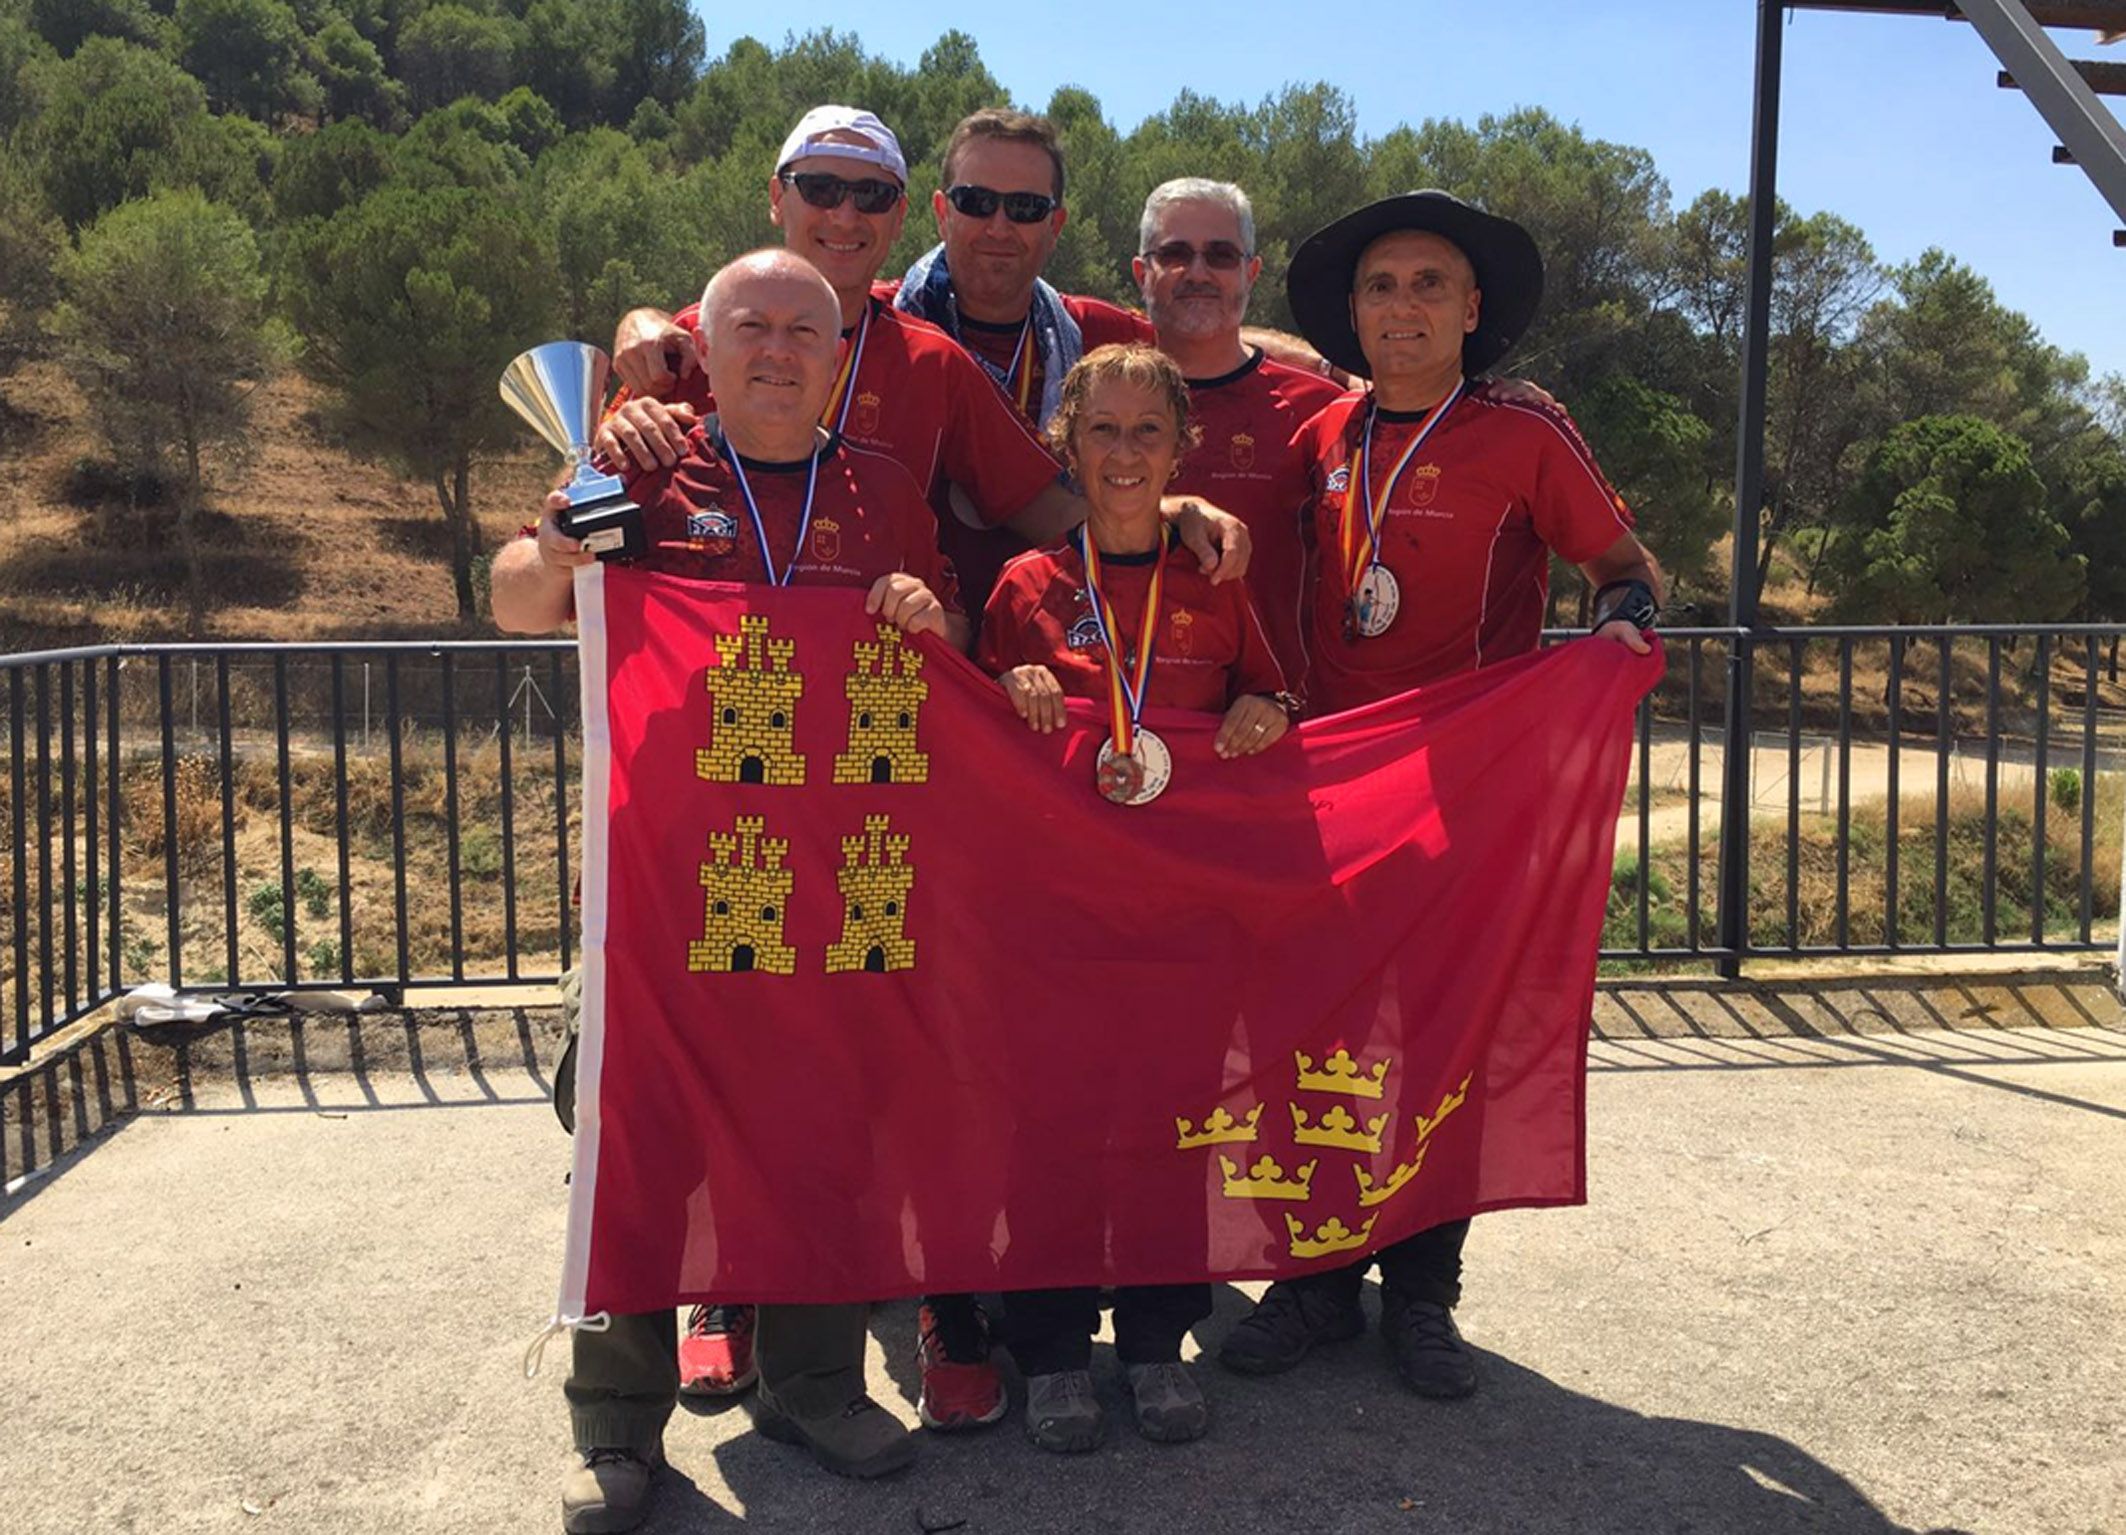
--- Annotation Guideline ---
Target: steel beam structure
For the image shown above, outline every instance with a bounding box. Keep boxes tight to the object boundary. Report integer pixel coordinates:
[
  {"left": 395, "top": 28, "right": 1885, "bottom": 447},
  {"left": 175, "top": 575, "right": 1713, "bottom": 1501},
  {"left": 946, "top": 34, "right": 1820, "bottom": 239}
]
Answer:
[{"left": 1961, "top": 0, "right": 2126, "bottom": 223}]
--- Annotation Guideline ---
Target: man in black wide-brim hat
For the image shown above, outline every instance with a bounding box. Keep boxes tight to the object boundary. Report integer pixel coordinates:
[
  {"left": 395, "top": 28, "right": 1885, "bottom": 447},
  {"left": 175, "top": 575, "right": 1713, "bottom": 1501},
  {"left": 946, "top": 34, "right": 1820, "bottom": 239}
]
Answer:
[{"left": 1216, "top": 190, "right": 1664, "bottom": 1401}]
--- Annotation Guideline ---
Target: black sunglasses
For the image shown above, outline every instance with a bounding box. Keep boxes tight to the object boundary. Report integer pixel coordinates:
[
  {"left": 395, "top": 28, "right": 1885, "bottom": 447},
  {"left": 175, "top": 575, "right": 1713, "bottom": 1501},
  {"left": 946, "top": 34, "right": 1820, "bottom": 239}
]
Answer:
[
  {"left": 944, "top": 184, "right": 1058, "bottom": 224},
  {"left": 1142, "top": 240, "right": 1251, "bottom": 272},
  {"left": 779, "top": 170, "right": 903, "bottom": 215}
]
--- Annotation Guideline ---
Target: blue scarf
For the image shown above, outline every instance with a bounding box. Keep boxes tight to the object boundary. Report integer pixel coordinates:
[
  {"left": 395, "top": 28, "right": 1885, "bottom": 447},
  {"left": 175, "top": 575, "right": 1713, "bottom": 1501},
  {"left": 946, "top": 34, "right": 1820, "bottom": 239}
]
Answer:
[{"left": 894, "top": 243, "right": 1084, "bottom": 429}]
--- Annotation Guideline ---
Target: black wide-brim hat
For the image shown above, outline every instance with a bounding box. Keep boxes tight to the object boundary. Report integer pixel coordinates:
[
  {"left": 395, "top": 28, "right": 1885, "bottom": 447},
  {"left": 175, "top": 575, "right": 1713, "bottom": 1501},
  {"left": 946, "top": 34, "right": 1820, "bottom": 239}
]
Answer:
[{"left": 1287, "top": 190, "right": 1544, "bottom": 378}]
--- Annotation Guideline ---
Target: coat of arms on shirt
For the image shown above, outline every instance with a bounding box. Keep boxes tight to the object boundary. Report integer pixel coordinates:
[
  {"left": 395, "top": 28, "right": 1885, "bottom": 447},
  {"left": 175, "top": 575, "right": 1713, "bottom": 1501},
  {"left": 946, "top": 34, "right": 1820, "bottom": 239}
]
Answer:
[
  {"left": 1066, "top": 612, "right": 1104, "bottom": 652},
  {"left": 810, "top": 516, "right": 842, "bottom": 563},
  {"left": 686, "top": 507, "right": 737, "bottom": 544},
  {"left": 853, "top": 390, "right": 881, "bottom": 437},
  {"left": 1229, "top": 431, "right": 1255, "bottom": 471},
  {"left": 1408, "top": 463, "right": 1442, "bottom": 508},
  {"left": 1170, "top": 608, "right": 1196, "bottom": 657}
]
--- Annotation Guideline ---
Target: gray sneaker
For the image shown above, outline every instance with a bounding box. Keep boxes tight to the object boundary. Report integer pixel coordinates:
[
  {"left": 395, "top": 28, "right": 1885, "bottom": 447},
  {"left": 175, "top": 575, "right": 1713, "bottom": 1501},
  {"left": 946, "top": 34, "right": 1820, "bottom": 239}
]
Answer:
[
  {"left": 1125, "top": 1360, "right": 1210, "bottom": 1443},
  {"left": 560, "top": 1443, "right": 661, "bottom": 1534},
  {"left": 753, "top": 1385, "right": 917, "bottom": 1479},
  {"left": 1023, "top": 1368, "right": 1105, "bottom": 1453}
]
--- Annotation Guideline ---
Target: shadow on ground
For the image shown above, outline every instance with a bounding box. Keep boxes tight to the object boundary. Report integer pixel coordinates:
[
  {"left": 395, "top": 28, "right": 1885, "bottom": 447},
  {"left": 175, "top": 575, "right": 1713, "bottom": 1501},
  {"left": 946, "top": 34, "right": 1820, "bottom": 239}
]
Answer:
[{"left": 617, "top": 1288, "right": 1972, "bottom": 1535}]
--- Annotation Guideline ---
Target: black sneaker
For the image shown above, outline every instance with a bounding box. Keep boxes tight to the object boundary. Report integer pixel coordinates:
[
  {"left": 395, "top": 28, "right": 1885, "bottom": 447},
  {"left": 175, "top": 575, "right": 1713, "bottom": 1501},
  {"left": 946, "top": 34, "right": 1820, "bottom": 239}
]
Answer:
[
  {"left": 1217, "top": 1281, "right": 1366, "bottom": 1375},
  {"left": 753, "top": 1386, "right": 918, "bottom": 1479},
  {"left": 1380, "top": 1293, "right": 1478, "bottom": 1398}
]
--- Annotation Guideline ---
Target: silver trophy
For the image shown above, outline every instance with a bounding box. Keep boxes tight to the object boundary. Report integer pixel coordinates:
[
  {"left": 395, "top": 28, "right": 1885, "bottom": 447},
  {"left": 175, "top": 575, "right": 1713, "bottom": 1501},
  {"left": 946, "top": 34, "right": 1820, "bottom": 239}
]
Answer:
[{"left": 500, "top": 341, "right": 644, "bottom": 560}]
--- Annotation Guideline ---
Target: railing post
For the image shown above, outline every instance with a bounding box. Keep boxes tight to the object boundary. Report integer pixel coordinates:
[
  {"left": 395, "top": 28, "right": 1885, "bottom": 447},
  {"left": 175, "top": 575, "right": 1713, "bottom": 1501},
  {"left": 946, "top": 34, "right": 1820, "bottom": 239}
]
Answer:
[{"left": 1717, "top": 0, "right": 1783, "bottom": 980}]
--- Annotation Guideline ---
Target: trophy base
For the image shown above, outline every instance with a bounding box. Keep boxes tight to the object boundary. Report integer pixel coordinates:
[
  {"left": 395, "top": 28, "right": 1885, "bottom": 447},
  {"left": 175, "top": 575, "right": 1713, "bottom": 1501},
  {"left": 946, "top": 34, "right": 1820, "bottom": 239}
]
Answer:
[{"left": 564, "top": 490, "right": 644, "bottom": 562}]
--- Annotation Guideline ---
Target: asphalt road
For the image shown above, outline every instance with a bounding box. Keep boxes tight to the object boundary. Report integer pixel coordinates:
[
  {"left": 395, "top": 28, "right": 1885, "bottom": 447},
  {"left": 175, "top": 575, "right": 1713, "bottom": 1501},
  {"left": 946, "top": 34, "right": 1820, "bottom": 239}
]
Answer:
[{"left": 2, "top": 1021, "right": 2121, "bottom": 1534}]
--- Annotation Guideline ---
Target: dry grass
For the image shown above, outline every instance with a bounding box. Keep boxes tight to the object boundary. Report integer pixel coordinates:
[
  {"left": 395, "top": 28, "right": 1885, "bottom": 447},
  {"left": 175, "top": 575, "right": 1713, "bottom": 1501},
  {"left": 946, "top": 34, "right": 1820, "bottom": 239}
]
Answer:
[
  {"left": 0, "top": 360, "right": 553, "bottom": 647},
  {"left": 0, "top": 734, "right": 579, "bottom": 1018},
  {"left": 1606, "top": 777, "right": 2124, "bottom": 961}
]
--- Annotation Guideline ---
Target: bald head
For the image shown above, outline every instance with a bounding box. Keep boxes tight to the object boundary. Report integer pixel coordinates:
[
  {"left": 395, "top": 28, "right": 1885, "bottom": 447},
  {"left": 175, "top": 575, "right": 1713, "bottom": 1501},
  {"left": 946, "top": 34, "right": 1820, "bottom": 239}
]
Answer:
[{"left": 697, "top": 249, "right": 844, "bottom": 450}]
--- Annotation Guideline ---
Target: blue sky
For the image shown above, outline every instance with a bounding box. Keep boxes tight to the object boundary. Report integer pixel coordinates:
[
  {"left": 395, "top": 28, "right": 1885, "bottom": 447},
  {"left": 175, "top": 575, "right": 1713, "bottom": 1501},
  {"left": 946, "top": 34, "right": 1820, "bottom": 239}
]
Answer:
[{"left": 724, "top": 2, "right": 2125, "bottom": 383}]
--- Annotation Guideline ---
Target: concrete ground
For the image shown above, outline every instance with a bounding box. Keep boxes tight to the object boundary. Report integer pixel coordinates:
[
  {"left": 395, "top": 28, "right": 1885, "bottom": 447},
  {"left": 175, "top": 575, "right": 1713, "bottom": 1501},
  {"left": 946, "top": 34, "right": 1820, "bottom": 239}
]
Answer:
[{"left": 2, "top": 981, "right": 2122, "bottom": 1535}]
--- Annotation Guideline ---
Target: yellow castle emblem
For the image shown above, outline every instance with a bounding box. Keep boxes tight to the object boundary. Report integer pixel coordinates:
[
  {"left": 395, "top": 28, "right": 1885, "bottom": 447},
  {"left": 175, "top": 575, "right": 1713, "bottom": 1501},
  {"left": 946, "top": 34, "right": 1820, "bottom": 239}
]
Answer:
[
  {"left": 698, "top": 615, "right": 805, "bottom": 786},
  {"left": 689, "top": 815, "right": 795, "bottom": 975},
  {"left": 825, "top": 814, "right": 916, "bottom": 974},
  {"left": 833, "top": 626, "right": 929, "bottom": 785}
]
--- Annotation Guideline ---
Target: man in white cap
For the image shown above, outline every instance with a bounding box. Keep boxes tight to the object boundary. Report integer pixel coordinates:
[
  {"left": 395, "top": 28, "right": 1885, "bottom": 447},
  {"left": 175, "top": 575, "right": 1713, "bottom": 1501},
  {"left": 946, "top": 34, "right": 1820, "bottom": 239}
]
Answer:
[{"left": 600, "top": 104, "right": 1252, "bottom": 607}]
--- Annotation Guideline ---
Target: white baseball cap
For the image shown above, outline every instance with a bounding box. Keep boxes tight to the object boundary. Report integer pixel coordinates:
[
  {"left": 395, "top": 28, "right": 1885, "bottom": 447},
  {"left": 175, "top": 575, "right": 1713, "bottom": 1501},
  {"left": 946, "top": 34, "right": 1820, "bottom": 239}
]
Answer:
[{"left": 775, "top": 105, "right": 908, "bottom": 185}]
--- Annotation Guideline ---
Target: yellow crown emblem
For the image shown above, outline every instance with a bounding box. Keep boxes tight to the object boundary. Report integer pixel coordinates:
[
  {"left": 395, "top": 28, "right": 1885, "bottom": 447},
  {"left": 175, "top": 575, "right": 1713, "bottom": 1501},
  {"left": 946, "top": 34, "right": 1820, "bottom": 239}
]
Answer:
[
  {"left": 1354, "top": 1147, "right": 1428, "bottom": 1208},
  {"left": 1284, "top": 1212, "right": 1377, "bottom": 1259},
  {"left": 1294, "top": 1048, "right": 1390, "bottom": 1099},
  {"left": 1291, "top": 1102, "right": 1388, "bottom": 1154},
  {"left": 1175, "top": 1103, "right": 1262, "bottom": 1149},
  {"left": 1218, "top": 1153, "right": 1316, "bottom": 1202},
  {"left": 1416, "top": 1073, "right": 1473, "bottom": 1142},
  {"left": 856, "top": 389, "right": 880, "bottom": 410}
]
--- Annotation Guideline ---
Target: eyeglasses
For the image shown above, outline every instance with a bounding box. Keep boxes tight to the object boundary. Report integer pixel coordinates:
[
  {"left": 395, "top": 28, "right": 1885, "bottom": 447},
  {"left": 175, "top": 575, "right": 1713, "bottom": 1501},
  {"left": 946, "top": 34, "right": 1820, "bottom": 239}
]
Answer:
[
  {"left": 779, "top": 171, "right": 903, "bottom": 215},
  {"left": 1142, "top": 240, "right": 1252, "bottom": 272},
  {"left": 944, "top": 184, "right": 1058, "bottom": 224}
]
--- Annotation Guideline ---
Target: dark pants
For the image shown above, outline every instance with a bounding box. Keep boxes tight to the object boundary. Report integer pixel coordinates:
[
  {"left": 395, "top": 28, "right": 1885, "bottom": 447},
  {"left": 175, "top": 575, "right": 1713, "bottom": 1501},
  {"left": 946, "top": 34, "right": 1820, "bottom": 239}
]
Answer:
[
  {"left": 1002, "top": 1284, "right": 1215, "bottom": 1375},
  {"left": 1284, "top": 1218, "right": 1470, "bottom": 1309},
  {"left": 553, "top": 979, "right": 870, "bottom": 1444}
]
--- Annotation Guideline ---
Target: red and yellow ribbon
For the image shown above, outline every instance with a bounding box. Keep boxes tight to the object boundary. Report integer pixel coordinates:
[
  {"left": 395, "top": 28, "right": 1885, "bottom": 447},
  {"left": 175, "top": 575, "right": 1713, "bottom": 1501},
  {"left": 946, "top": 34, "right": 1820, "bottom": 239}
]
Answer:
[
  {"left": 1077, "top": 526, "right": 1168, "bottom": 757},
  {"left": 1338, "top": 381, "right": 1464, "bottom": 594}
]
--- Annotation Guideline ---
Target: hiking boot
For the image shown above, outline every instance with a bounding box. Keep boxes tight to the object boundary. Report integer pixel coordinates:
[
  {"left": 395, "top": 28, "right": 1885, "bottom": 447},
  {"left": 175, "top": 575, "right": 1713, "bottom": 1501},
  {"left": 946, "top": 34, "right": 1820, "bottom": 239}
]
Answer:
[
  {"left": 1217, "top": 1281, "right": 1366, "bottom": 1375},
  {"left": 1023, "top": 1368, "right": 1105, "bottom": 1453},
  {"left": 678, "top": 1303, "right": 758, "bottom": 1397},
  {"left": 915, "top": 1301, "right": 1006, "bottom": 1430},
  {"left": 753, "top": 1385, "right": 917, "bottom": 1479},
  {"left": 560, "top": 1443, "right": 661, "bottom": 1534},
  {"left": 1381, "top": 1293, "right": 1478, "bottom": 1399},
  {"left": 1124, "top": 1360, "right": 1210, "bottom": 1444}
]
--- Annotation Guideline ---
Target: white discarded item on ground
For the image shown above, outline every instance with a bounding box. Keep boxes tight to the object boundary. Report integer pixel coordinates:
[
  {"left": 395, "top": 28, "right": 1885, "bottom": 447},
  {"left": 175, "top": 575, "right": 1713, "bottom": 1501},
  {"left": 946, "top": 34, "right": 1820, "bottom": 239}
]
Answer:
[{"left": 114, "top": 985, "right": 227, "bottom": 1027}]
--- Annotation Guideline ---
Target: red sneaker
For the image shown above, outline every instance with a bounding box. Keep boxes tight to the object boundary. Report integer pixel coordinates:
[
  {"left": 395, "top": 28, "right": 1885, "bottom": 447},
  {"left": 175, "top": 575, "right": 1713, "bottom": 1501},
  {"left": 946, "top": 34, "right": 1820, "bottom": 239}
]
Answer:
[
  {"left": 916, "top": 1301, "right": 1006, "bottom": 1430},
  {"left": 678, "top": 1304, "right": 758, "bottom": 1397}
]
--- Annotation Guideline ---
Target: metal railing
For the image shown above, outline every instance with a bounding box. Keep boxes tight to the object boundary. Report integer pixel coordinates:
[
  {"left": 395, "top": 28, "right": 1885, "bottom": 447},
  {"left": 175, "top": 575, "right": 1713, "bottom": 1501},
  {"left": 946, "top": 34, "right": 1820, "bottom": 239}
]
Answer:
[
  {"left": 2, "top": 626, "right": 2120, "bottom": 1061},
  {"left": 0, "top": 641, "right": 578, "bottom": 1063}
]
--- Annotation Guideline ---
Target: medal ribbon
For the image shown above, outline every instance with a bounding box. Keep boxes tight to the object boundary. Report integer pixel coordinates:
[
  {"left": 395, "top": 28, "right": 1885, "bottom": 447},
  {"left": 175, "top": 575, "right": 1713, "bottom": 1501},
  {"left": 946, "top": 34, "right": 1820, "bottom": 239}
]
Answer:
[
  {"left": 968, "top": 316, "right": 1036, "bottom": 416},
  {"left": 1076, "top": 526, "right": 1167, "bottom": 758},
  {"left": 819, "top": 301, "right": 872, "bottom": 434},
  {"left": 1338, "top": 380, "right": 1464, "bottom": 593},
  {"left": 721, "top": 429, "right": 823, "bottom": 587}
]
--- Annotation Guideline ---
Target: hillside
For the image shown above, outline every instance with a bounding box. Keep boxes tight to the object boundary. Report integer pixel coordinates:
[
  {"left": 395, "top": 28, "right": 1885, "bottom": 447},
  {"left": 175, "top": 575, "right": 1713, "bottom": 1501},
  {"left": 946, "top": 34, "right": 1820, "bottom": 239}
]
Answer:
[{"left": 0, "top": 361, "right": 551, "bottom": 650}]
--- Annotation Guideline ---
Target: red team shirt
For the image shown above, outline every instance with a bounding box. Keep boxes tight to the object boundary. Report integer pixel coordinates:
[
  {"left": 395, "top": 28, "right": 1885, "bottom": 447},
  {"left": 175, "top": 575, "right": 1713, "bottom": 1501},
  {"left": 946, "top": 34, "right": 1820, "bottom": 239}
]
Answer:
[
  {"left": 979, "top": 533, "right": 1284, "bottom": 715},
  {"left": 660, "top": 295, "right": 1060, "bottom": 530},
  {"left": 936, "top": 294, "right": 1157, "bottom": 601},
  {"left": 618, "top": 425, "right": 962, "bottom": 610},
  {"left": 1293, "top": 391, "right": 1635, "bottom": 715},
  {"left": 1170, "top": 350, "right": 1348, "bottom": 691}
]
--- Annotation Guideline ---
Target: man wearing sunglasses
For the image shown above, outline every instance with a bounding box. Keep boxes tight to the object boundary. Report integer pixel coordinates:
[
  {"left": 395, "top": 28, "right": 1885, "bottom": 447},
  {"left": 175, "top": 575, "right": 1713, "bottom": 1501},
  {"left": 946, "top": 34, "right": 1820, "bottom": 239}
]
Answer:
[
  {"left": 600, "top": 106, "right": 1251, "bottom": 617},
  {"left": 1132, "top": 178, "right": 1349, "bottom": 688}
]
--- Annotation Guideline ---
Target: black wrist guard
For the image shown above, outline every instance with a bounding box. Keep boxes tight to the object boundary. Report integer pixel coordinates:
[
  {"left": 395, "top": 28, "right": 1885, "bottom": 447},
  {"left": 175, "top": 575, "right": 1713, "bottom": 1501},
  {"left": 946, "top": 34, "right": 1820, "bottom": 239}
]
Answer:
[{"left": 1591, "top": 578, "right": 1658, "bottom": 632}]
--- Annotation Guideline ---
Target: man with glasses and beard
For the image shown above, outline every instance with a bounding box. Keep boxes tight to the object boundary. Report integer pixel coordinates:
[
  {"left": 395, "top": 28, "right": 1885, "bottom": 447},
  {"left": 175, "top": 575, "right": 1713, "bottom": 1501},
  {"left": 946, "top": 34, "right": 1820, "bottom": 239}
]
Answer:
[{"left": 1132, "top": 177, "right": 1348, "bottom": 687}]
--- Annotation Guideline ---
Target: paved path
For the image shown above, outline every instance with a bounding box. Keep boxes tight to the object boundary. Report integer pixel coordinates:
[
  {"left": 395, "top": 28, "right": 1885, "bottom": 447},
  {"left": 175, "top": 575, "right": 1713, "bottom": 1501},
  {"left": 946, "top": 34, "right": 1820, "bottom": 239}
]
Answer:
[{"left": 3, "top": 1021, "right": 2122, "bottom": 1534}]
